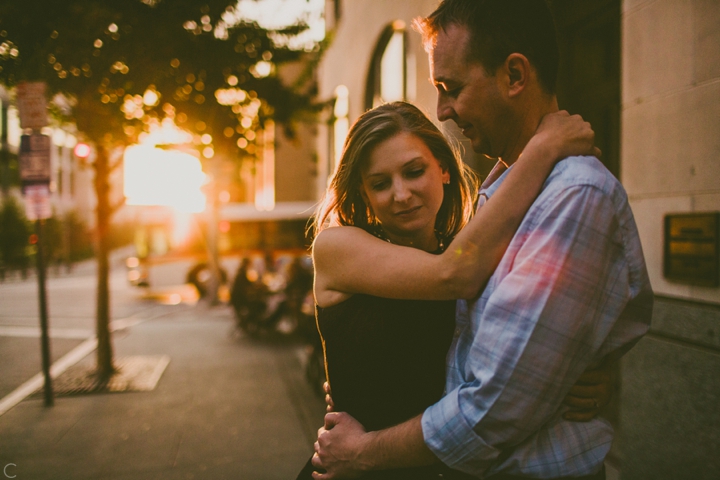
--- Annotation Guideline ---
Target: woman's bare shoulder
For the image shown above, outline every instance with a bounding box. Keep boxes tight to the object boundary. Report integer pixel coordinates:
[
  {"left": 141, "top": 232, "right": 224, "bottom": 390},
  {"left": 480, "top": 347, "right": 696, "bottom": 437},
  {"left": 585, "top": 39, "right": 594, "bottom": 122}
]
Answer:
[
  {"left": 313, "top": 226, "right": 375, "bottom": 257},
  {"left": 313, "top": 227, "right": 368, "bottom": 307}
]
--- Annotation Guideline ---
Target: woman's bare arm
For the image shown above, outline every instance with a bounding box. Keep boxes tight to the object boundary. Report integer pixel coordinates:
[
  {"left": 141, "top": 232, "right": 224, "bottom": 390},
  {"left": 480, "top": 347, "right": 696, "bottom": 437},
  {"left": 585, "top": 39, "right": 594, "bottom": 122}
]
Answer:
[{"left": 314, "top": 111, "right": 600, "bottom": 304}]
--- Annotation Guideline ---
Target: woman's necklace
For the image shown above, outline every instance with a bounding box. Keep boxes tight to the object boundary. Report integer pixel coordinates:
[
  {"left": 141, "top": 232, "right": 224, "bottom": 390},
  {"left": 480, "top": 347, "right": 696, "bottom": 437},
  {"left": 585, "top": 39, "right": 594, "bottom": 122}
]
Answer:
[{"left": 370, "top": 226, "right": 447, "bottom": 254}]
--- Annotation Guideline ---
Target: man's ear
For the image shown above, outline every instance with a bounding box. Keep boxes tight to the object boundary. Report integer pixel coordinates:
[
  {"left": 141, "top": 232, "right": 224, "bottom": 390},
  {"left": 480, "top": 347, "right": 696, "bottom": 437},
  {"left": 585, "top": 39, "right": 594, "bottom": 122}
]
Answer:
[{"left": 503, "top": 53, "right": 531, "bottom": 98}]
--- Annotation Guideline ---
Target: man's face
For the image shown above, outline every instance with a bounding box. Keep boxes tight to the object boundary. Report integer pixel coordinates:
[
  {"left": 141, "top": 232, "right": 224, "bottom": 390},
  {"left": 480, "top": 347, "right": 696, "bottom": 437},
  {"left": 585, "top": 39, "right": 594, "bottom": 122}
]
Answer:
[{"left": 430, "top": 24, "right": 514, "bottom": 158}]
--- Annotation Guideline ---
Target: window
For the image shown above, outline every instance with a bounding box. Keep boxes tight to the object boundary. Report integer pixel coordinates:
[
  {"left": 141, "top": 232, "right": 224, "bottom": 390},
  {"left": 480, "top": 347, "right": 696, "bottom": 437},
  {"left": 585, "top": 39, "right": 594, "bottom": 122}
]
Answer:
[{"left": 365, "top": 21, "right": 414, "bottom": 109}]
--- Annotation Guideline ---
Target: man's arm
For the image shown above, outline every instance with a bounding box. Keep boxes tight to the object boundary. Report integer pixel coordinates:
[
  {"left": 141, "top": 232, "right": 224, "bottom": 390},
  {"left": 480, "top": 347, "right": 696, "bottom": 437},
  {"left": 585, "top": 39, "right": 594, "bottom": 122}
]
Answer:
[
  {"left": 312, "top": 413, "right": 435, "bottom": 479},
  {"left": 313, "top": 361, "right": 615, "bottom": 478},
  {"left": 421, "top": 183, "right": 648, "bottom": 476}
]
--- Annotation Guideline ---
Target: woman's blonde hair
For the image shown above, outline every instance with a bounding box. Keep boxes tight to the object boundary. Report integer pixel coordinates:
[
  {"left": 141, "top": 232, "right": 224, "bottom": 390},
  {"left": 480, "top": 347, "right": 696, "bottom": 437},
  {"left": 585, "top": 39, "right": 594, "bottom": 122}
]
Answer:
[{"left": 312, "top": 101, "right": 477, "bottom": 241}]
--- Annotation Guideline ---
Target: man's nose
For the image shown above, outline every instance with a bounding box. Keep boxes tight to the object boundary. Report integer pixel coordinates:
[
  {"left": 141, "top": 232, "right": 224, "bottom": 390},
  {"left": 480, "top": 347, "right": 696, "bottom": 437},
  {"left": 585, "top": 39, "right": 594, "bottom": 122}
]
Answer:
[{"left": 437, "top": 97, "right": 454, "bottom": 122}]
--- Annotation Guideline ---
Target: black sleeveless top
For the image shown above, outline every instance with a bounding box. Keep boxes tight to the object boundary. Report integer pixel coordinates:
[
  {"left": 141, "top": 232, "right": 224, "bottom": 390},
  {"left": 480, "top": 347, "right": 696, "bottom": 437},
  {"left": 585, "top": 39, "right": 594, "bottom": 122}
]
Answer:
[
  {"left": 319, "top": 294, "right": 455, "bottom": 431},
  {"left": 296, "top": 294, "right": 459, "bottom": 480}
]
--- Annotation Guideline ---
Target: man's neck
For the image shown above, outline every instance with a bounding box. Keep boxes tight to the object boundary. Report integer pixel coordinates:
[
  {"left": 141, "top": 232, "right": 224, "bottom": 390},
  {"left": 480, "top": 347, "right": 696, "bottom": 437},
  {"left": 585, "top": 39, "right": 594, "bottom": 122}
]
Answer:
[{"left": 501, "top": 95, "right": 559, "bottom": 166}]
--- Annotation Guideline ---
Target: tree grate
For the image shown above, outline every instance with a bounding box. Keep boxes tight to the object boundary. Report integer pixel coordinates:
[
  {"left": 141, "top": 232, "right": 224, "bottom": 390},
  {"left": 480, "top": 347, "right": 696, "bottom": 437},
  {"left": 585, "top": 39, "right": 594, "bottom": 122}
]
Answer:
[{"left": 30, "top": 355, "right": 170, "bottom": 398}]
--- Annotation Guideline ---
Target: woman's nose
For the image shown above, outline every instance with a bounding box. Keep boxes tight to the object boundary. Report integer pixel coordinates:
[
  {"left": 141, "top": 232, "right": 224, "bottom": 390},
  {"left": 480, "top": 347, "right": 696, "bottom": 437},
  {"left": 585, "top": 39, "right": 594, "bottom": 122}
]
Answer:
[{"left": 392, "top": 181, "right": 411, "bottom": 202}]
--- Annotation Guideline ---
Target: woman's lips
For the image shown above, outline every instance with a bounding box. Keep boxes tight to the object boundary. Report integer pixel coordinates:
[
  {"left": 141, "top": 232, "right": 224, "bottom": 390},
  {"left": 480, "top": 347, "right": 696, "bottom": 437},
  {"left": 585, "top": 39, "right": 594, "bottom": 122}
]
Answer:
[{"left": 395, "top": 206, "right": 421, "bottom": 216}]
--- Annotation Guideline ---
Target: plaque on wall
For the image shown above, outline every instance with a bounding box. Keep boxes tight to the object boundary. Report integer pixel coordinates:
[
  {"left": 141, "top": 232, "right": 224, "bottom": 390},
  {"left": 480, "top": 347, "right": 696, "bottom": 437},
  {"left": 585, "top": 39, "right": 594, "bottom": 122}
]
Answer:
[{"left": 664, "top": 212, "right": 719, "bottom": 287}]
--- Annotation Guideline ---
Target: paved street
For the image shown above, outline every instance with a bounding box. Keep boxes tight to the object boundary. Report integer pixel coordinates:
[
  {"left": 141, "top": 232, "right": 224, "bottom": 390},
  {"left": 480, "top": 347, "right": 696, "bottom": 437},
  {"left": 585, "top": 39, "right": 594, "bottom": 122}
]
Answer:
[
  {"left": 0, "top": 252, "right": 192, "bottom": 400},
  {"left": 0, "top": 254, "right": 325, "bottom": 479}
]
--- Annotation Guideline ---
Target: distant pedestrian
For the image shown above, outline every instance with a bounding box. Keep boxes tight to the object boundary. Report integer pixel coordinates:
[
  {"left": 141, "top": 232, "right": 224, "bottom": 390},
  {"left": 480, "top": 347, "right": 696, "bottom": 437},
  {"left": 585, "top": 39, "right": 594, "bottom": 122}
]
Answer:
[{"left": 230, "top": 258, "right": 252, "bottom": 317}]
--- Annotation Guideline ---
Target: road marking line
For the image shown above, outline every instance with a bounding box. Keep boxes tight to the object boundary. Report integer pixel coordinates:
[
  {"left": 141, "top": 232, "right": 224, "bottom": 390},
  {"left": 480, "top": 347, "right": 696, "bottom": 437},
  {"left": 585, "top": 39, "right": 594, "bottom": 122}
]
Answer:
[
  {"left": 0, "top": 326, "right": 94, "bottom": 339},
  {"left": 109, "top": 317, "right": 144, "bottom": 331},
  {"left": 0, "top": 337, "right": 98, "bottom": 416}
]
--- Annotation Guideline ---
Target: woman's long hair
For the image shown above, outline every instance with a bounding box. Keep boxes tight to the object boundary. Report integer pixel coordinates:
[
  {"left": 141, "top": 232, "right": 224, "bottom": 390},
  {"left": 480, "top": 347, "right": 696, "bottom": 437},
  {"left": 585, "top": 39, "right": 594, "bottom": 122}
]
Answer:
[{"left": 312, "top": 101, "right": 477, "bottom": 241}]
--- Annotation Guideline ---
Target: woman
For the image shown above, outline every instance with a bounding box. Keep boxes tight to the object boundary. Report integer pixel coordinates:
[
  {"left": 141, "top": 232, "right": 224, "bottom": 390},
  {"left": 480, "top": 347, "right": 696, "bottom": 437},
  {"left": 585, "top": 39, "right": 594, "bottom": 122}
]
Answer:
[{"left": 296, "top": 102, "right": 601, "bottom": 479}]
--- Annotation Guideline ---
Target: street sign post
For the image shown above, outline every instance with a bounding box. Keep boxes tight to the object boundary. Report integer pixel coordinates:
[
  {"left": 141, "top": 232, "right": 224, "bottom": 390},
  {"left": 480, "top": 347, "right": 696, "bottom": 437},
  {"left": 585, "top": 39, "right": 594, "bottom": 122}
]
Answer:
[
  {"left": 33, "top": 216, "right": 54, "bottom": 407},
  {"left": 17, "top": 82, "right": 53, "bottom": 404},
  {"left": 20, "top": 181, "right": 54, "bottom": 406}
]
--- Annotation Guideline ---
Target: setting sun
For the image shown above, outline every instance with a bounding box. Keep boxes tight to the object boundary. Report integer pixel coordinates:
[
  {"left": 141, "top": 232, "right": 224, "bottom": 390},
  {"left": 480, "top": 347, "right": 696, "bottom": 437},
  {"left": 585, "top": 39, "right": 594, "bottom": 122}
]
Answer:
[{"left": 124, "top": 145, "right": 206, "bottom": 213}]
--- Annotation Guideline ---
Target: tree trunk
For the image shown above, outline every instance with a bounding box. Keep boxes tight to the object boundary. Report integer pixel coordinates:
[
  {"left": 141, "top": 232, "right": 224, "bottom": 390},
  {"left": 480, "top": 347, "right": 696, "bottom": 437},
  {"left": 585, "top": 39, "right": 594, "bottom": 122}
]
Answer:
[
  {"left": 205, "top": 156, "right": 221, "bottom": 305},
  {"left": 0, "top": 100, "right": 9, "bottom": 198},
  {"left": 94, "top": 144, "right": 115, "bottom": 380}
]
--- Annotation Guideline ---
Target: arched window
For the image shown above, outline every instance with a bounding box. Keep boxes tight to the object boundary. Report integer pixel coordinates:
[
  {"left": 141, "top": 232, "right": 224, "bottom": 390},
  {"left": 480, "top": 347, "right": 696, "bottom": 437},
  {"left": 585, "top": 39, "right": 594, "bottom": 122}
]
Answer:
[{"left": 365, "top": 21, "right": 414, "bottom": 109}]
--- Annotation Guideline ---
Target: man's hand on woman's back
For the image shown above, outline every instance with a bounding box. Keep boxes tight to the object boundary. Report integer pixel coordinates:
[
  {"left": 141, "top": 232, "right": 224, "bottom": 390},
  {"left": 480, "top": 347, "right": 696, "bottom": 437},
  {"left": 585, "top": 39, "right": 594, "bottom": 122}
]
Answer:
[{"left": 562, "top": 361, "right": 614, "bottom": 421}]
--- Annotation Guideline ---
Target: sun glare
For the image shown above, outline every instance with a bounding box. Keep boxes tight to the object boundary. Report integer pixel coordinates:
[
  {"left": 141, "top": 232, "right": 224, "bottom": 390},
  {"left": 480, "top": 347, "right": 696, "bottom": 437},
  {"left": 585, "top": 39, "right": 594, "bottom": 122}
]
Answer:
[{"left": 124, "top": 124, "right": 207, "bottom": 214}]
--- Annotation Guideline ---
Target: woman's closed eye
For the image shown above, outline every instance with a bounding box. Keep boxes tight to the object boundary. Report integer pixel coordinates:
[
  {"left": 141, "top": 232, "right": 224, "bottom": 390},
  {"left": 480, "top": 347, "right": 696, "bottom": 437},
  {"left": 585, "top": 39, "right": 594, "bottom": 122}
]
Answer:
[
  {"left": 370, "top": 180, "right": 390, "bottom": 191},
  {"left": 405, "top": 168, "right": 425, "bottom": 179}
]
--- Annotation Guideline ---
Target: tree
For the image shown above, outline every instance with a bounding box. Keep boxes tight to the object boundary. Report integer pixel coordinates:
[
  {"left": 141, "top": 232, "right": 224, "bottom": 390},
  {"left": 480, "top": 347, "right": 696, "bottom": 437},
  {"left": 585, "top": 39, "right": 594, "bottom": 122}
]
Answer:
[
  {"left": 0, "top": 195, "right": 31, "bottom": 278},
  {"left": 0, "top": 0, "right": 317, "bottom": 380}
]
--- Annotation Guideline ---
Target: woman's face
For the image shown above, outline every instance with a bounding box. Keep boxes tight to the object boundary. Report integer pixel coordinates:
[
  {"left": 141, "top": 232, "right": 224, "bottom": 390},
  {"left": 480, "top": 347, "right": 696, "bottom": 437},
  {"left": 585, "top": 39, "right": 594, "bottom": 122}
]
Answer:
[{"left": 360, "top": 132, "right": 449, "bottom": 248}]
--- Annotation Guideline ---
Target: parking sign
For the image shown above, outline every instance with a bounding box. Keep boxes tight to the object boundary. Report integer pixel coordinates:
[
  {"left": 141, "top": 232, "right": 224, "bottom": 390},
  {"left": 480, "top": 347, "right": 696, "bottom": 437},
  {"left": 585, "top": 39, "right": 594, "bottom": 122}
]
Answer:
[
  {"left": 16, "top": 81, "right": 48, "bottom": 129},
  {"left": 19, "top": 134, "right": 51, "bottom": 184}
]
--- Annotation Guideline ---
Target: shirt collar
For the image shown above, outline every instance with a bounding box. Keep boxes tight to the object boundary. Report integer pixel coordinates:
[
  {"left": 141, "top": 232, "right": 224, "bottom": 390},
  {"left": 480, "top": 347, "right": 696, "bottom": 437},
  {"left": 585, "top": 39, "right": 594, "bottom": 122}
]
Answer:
[{"left": 479, "top": 161, "right": 514, "bottom": 200}]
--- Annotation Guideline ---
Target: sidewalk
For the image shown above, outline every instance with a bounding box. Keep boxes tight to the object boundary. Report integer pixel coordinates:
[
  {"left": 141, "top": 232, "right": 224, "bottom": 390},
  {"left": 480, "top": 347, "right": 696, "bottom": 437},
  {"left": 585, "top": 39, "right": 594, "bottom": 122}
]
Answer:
[{"left": 0, "top": 303, "right": 325, "bottom": 480}]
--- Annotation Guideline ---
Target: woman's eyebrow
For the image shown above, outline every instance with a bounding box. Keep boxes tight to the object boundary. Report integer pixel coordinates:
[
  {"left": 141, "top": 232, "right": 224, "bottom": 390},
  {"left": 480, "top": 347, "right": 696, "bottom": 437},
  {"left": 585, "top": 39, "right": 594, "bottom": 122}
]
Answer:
[
  {"left": 364, "top": 171, "right": 386, "bottom": 179},
  {"left": 364, "top": 156, "right": 426, "bottom": 178},
  {"left": 402, "top": 157, "right": 425, "bottom": 167}
]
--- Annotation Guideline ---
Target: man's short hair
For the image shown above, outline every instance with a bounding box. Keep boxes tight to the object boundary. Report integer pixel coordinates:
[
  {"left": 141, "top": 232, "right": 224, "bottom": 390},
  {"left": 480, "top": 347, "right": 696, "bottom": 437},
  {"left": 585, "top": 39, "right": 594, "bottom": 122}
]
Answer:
[{"left": 414, "top": 0, "right": 559, "bottom": 94}]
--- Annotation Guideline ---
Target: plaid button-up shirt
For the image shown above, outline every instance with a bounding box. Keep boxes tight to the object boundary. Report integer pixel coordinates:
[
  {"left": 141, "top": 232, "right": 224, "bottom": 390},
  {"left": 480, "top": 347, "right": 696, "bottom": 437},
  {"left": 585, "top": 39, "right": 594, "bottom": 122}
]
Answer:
[{"left": 422, "top": 156, "right": 653, "bottom": 478}]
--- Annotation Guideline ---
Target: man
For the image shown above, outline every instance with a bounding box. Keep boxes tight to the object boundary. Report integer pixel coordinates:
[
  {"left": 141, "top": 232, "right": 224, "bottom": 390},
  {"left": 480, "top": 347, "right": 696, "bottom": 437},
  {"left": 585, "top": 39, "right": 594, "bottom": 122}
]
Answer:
[{"left": 312, "top": 1, "right": 653, "bottom": 479}]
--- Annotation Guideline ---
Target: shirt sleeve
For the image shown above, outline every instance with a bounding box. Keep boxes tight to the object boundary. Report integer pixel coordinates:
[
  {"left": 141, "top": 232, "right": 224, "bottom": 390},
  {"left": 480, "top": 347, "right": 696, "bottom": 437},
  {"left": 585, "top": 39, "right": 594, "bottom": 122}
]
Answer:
[{"left": 422, "top": 184, "right": 635, "bottom": 475}]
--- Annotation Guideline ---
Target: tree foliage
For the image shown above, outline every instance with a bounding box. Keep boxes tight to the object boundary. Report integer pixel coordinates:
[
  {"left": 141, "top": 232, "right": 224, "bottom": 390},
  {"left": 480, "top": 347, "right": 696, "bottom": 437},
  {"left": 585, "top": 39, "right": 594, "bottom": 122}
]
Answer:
[
  {"left": 0, "top": 0, "right": 316, "bottom": 154},
  {"left": 0, "top": 0, "right": 319, "bottom": 378}
]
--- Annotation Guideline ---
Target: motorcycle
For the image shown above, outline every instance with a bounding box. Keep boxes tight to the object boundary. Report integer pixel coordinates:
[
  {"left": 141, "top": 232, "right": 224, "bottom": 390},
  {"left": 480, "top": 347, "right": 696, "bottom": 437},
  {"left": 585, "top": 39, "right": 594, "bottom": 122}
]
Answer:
[
  {"left": 232, "top": 275, "right": 288, "bottom": 337},
  {"left": 231, "top": 255, "right": 312, "bottom": 338}
]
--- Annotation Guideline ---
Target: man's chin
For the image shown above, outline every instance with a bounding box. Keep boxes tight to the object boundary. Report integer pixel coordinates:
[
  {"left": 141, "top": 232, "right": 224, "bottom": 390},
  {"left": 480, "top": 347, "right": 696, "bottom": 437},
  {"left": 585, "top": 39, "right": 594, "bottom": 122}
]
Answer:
[{"left": 469, "top": 138, "right": 493, "bottom": 157}]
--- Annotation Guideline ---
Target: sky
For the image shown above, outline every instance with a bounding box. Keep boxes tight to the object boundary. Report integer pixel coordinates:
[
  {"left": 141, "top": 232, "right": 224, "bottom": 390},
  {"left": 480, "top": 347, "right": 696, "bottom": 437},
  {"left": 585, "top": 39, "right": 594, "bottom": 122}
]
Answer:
[{"left": 232, "top": 0, "right": 325, "bottom": 50}]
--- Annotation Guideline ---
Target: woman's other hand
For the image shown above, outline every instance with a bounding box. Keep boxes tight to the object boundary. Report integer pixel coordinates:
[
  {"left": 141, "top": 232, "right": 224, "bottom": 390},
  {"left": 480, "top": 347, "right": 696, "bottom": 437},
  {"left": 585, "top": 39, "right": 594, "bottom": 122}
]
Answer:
[
  {"left": 312, "top": 412, "right": 369, "bottom": 479},
  {"left": 562, "top": 361, "right": 614, "bottom": 421},
  {"left": 534, "top": 110, "right": 602, "bottom": 161},
  {"left": 324, "top": 382, "right": 335, "bottom": 412}
]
